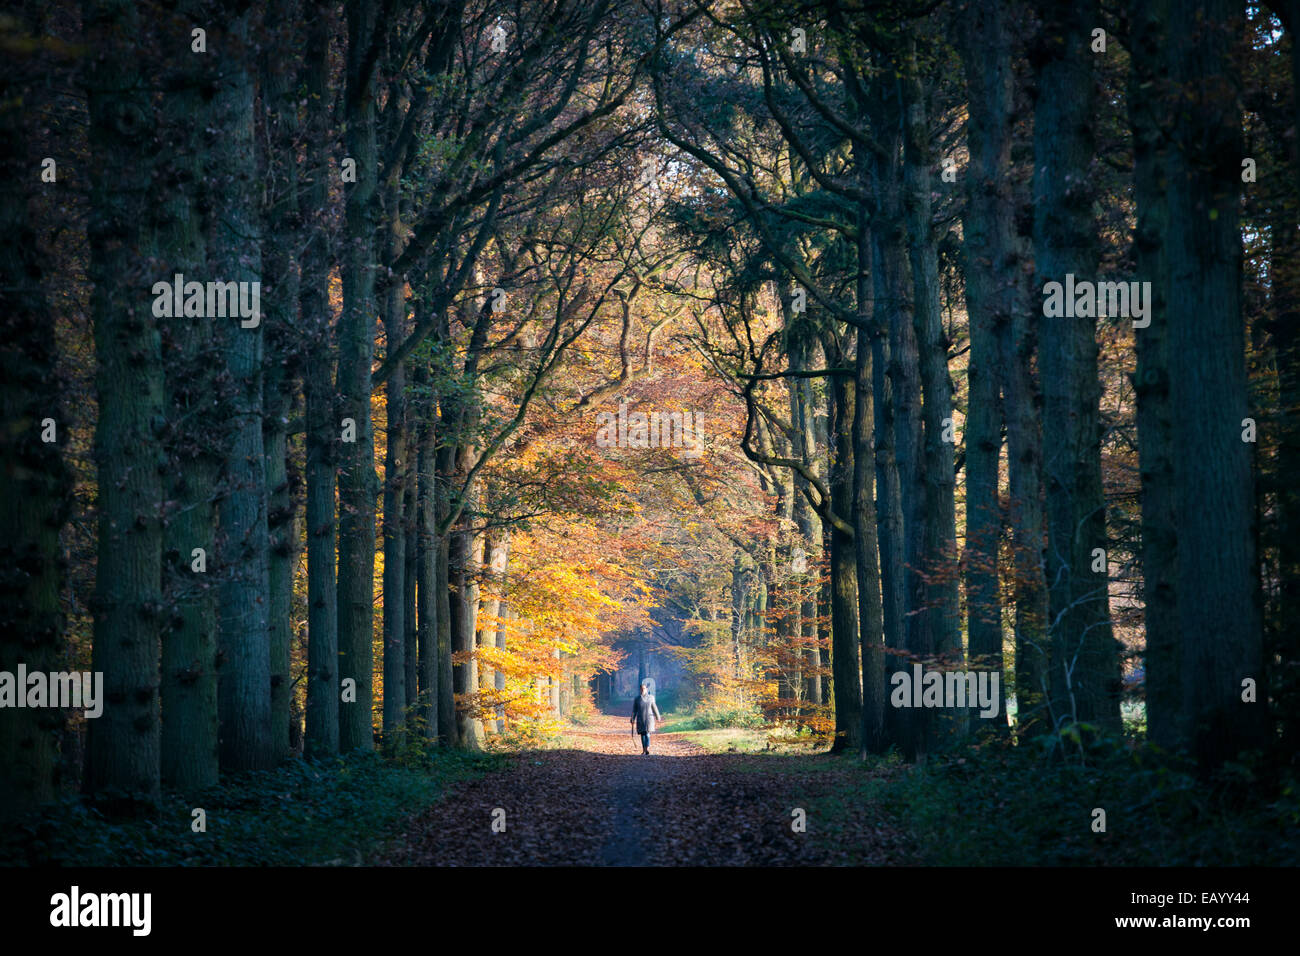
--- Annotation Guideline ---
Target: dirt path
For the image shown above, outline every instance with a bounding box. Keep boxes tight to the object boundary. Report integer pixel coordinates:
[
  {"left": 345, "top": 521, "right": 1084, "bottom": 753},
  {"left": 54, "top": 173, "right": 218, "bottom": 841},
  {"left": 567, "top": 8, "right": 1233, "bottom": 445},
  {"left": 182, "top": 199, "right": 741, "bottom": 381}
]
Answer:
[{"left": 376, "top": 711, "right": 912, "bottom": 866}]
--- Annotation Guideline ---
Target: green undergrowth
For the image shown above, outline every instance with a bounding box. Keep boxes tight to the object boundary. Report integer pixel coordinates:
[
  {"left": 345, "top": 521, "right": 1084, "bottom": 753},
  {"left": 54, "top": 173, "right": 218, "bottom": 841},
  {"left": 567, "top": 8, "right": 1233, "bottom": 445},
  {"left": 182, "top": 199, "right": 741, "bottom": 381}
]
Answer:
[
  {"left": 660, "top": 705, "right": 766, "bottom": 733},
  {"left": 875, "top": 731, "right": 1300, "bottom": 866},
  {"left": 1, "top": 746, "right": 504, "bottom": 866},
  {"left": 667, "top": 724, "right": 826, "bottom": 755}
]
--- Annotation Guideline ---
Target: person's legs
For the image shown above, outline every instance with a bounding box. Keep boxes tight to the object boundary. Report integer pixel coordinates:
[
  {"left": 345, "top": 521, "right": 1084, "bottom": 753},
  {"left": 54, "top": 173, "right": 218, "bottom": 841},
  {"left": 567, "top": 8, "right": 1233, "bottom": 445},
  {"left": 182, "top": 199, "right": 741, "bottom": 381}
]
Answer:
[{"left": 641, "top": 732, "right": 650, "bottom": 753}]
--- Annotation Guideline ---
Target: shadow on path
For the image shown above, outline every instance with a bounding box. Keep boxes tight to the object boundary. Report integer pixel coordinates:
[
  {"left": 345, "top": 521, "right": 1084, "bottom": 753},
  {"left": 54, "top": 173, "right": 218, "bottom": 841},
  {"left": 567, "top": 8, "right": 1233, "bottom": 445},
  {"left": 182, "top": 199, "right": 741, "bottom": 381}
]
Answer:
[{"left": 376, "top": 713, "right": 912, "bottom": 866}]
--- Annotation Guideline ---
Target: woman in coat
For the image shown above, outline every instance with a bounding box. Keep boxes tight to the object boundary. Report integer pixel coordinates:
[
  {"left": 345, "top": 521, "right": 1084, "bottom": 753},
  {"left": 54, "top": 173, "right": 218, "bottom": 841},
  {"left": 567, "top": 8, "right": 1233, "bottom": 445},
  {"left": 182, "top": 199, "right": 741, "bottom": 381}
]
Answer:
[{"left": 630, "top": 680, "right": 662, "bottom": 754}]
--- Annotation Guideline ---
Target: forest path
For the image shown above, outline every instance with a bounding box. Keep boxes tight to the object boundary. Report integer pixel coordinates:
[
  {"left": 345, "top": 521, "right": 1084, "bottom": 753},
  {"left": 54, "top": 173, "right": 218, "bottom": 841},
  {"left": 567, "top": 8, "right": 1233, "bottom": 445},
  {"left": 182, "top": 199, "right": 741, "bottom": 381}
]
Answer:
[{"left": 376, "top": 711, "right": 912, "bottom": 866}]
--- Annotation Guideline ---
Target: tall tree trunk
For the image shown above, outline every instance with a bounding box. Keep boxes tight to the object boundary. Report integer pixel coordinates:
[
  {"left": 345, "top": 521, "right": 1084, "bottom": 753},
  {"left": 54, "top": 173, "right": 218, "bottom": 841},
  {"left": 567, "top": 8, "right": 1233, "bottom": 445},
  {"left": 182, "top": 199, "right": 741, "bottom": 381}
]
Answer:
[
  {"left": 1032, "top": 0, "right": 1121, "bottom": 736},
  {"left": 436, "top": 532, "right": 456, "bottom": 746},
  {"left": 381, "top": 241, "right": 409, "bottom": 745},
  {"left": 213, "top": 7, "right": 273, "bottom": 772},
  {"left": 787, "top": 330, "right": 823, "bottom": 708},
  {"left": 83, "top": 0, "right": 163, "bottom": 808},
  {"left": 495, "top": 602, "right": 510, "bottom": 733},
  {"left": 154, "top": 8, "right": 219, "bottom": 790},
  {"left": 1163, "top": 0, "right": 1268, "bottom": 766},
  {"left": 819, "top": 525, "right": 833, "bottom": 706},
  {"left": 301, "top": 5, "right": 338, "bottom": 760},
  {"left": 261, "top": 0, "right": 302, "bottom": 767},
  {"left": 416, "top": 399, "right": 440, "bottom": 741},
  {"left": 479, "top": 525, "right": 510, "bottom": 735},
  {"left": 404, "top": 473, "right": 419, "bottom": 725},
  {"left": 731, "top": 552, "right": 747, "bottom": 682},
  {"left": 870, "top": 86, "right": 920, "bottom": 758},
  {"left": 1128, "top": 0, "right": 1179, "bottom": 751},
  {"left": 959, "top": 0, "right": 1012, "bottom": 733},
  {"left": 450, "top": 498, "right": 486, "bottom": 749},
  {"left": 904, "top": 44, "right": 965, "bottom": 749},
  {"left": 852, "top": 206, "right": 887, "bottom": 755},
  {"left": 785, "top": 330, "right": 816, "bottom": 712},
  {"left": 337, "top": 0, "right": 381, "bottom": 753},
  {"left": 825, "top": 338, "right": 863, "bottom": 754},
  {"left": 999, "top": 78, "right": 1049, "bottom": 739},
  {"left": 854, "top": 324, "right": 887, "bottom": 755}
]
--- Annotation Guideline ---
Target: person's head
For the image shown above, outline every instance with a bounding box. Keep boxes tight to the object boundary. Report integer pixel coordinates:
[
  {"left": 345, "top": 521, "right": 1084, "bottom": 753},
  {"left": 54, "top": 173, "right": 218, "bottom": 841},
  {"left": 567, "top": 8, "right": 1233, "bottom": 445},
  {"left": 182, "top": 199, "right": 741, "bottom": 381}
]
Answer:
[{"left": 640, "top": 681, "right": 649, "bottom": 696}]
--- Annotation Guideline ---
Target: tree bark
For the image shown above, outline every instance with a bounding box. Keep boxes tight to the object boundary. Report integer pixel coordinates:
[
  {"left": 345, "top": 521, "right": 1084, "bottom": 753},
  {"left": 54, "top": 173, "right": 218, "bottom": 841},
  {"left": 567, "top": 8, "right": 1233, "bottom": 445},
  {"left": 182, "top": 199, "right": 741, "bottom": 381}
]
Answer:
[
  {"left": 1163, "top": 0, "right": 1268, "bottom": 766},
  {"left": 1128, "top": 0, "right": 1179, "bottom": 750},
  {"left": 416, "top": 396, "right": 440, "bottom": 741},
  {"left": 850, "top": 202, "right": 887, "bottom": 755},
  {"left": 1032, "top": 0, "right": 1121, "bottom": 735},
  {"left": 301, "top": 4, "right": 338, "bottom": 760},
  {"left": 786, "top": 331, "right": 823, "bottom": 708},
  {"left": 870, "top": 84, "right": 920, "bottom": 757},
  {"left": 337, "top": 0, "right": 381, "bottom": 753},
  {"left": 825, "top": 335, "right": 863, "bottom": 754},
  {"left": 213, "top": 7, "right": 273, "bottom": 772},
  {"left": 959, "top": 0, "right": 1013, "bottom": 733},
  {"left": 381, "top": 238, "right": 409, "bottom": 745},
  {"left": 903, "top": 46, "right": 965, "bottom": 749},
  {"left": 450, "top": 500, "right": 486, "bottom": 749},
  {"left": 479, "top": 525, "right": 510, "bottom": 735},
  {"left": 154, "top": 6, "right": 219, "bottom": 790},
  {"left": 261, "top": 0, "right": 302, "bottom": 767},
  {"left": 83, "top": 0, "right": 164, "bottom": 808}
]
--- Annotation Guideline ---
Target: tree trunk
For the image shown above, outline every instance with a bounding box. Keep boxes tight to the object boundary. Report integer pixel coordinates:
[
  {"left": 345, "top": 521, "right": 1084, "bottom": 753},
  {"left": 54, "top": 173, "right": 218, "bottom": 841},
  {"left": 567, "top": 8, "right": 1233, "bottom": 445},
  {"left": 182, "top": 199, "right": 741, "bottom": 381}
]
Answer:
[
  {"left": 495, "top": 602, "right": 510, "bottom": 733},
  {"left": 261, "top": 0, "right": 302, "bottom": 767},
  {"left": 213, "top": 7, "right": 273, "bottom": 772},
  {"left": 83, "top": 0, "right": 163, "bottom": 808},
  {"left": 337, "top": 0, "right": 381, "bottom": 753},
  {"left": 436, "top": 532, "right": 456, "bottom": 746},
  {"left": 450, "top": 503, "right": 485, "bottom": 749},
  {"left": 787, "top": 331, "right": 823, "bottom": 708},
  {"left": 904, "top": 44, "right": 965, "bottom": 749},
  {"left": 301, "top": 5, "right": 338, "bottom": 760},
  {"left": 1032, "top": 0, "right": 1121, "bottom": 735},
  {"left": 155, "top": 8, "right": 219, "bottom": 790},
  {"left": 959, "top": 0, "right": 1013, "bottom": 733},
  {"left": 1163, "top": 0, "right": 1268, "bottom": 766},
  {"left": 870, "top": 87, "right": 920, "bottom": 757},
  {"left": 416, "top": 400, "right": 440, "bottom": 741},
  {"left": 550, "top": 648, "right": 562, "bottom": 715},
  {"left": 1128, "top": 0, "right": 1179, "bottom": 751},
  {"left": 479, "top": 526, "right": 510, "bottom": 735},
  {"left": 826, "top": 340, "right": 863, "bottom": 754},
  {"left": 852, "top": 206, "right": 887, "bottom": 755},
  {"left": 381, "top": 247, "right": 409, "bottom": 745},
  {"left": 731, "top": 552, "right": 747, "bottom": 682},
  {"left": 404, "top": 473, "right": 419, "bottom": 726},
  {"left": 998, "top": 91, "right": 1049, "bottom": 738},
  {"left": 854, "top": 325, "right": 887, "bottom": 755}
]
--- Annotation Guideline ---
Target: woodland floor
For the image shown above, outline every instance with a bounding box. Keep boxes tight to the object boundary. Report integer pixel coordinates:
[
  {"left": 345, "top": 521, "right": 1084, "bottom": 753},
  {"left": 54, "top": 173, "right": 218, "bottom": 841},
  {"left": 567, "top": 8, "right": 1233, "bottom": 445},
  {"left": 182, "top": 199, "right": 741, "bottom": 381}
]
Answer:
[{"left": 374, "top": 709, "right": 915, "bottom": 866}]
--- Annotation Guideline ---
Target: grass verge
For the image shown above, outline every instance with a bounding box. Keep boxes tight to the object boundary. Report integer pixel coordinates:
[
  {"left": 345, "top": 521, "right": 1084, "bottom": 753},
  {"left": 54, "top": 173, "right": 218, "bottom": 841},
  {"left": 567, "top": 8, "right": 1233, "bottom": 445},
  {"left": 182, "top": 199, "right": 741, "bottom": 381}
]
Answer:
[{"left": 1, "top": 747, "right": 504, "bottom": 866}]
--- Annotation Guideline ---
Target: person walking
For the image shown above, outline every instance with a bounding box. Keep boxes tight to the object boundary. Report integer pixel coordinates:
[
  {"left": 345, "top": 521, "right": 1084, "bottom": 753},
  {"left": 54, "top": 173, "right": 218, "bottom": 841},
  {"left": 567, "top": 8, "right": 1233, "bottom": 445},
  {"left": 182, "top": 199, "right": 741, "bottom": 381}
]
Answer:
[{"left": 630, "top": 680, "right": 662, "bottom": 754}]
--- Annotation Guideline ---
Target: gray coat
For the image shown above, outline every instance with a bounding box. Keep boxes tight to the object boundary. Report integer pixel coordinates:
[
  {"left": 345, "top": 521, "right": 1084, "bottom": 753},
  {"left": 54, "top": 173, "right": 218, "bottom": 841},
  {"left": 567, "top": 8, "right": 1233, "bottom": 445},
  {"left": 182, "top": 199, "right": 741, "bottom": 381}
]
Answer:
[{"left": 631, "top": 693, "right": 662, "bottom": 734}]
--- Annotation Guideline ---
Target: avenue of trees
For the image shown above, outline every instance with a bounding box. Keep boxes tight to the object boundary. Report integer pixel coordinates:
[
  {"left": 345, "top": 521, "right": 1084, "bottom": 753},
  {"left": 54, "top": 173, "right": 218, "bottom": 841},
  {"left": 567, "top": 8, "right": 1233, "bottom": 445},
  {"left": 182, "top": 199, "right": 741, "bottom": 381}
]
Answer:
[{"left": 2, "top": 0, "right": 1298, "bottom": 820}]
